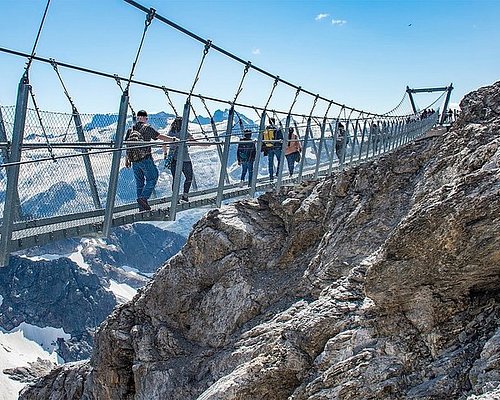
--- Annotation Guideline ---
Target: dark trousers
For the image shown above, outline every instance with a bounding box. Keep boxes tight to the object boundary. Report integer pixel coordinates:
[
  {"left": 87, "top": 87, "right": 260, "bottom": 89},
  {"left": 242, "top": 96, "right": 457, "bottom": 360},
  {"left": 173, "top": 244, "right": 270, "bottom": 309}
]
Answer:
[{"left": 170, "top": 159, "right": 193, "bottom": 195}]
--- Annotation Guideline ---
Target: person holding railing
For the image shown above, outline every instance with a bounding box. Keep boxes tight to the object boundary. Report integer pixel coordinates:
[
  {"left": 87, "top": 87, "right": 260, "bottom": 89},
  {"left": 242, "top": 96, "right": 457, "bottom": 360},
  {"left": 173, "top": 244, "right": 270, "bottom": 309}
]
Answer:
[
  {"left": 285, "top": 127, "right": 301, "bottom": 177},
  {"left": 125, "top": 109, "right": 175, "bottom": 212}
]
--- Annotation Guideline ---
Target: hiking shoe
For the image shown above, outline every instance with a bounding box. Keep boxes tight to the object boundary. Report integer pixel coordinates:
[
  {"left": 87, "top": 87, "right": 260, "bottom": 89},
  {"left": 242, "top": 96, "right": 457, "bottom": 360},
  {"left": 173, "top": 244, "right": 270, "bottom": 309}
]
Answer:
[
  {"left": 180, "top": 194, "right": 189, "bottom": 202},
  {"left": 137, "top": 197, "right": 151, "bottom": 211},
  {"left": 238, "top": 181, "right": 245, "bottom": 188}
]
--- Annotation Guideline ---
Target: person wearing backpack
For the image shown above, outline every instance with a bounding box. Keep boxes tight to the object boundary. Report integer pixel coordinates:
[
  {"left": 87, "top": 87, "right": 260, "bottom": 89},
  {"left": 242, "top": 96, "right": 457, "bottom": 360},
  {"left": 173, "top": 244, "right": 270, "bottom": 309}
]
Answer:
[
  {"left": 284, "top": 127, "right": 302, "bottom": 177},
  {"left": 261, "top": 117, "right": 283, "bottom": 180},
  {"left": 237, "top": 129, "right": 256, "bottom": 187},
  {"left": 124, "top": 109, "right": 174, "bottom": 211}
]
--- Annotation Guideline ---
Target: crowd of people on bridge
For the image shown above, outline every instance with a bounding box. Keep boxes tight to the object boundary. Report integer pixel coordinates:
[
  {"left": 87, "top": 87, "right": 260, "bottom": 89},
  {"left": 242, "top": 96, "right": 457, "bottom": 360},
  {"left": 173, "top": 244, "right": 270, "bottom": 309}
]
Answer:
[{"left": 125, "top": 109, "right": 446, "bottom": 212}]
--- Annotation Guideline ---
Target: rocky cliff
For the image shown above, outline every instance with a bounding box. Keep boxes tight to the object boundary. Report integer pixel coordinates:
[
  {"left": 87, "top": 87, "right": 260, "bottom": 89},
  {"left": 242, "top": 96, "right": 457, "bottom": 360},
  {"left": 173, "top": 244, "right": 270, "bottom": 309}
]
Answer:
[{"left": 20, "top": 82, "right": 500, "bottom": 399}]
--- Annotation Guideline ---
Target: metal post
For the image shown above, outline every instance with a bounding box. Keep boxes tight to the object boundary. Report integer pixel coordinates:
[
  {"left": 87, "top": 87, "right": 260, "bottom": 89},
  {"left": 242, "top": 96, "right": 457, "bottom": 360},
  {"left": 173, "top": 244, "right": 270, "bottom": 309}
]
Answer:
[
  {"left": 73, "top": 109, "right": 101, "bottom": 209},
  {"left": 0, "top": 76, "right": 30, "bottom": 266},
  {"left": 440, "top": 84, "right": 453, "bottom": 125},
  {"left": 102, "top": 92, "right": 129, "bottom": 237},
  {"left": 215, "top": 107, "right": 234, "bottom": 207},
  {"left": 327, "top": 120, "right": 339, "bottom": 176},
  {"left": 406, "top": 86, "right": 418, "bottom": 114},
  {"left": 297, "top": 117, "right": 312, "bottom": 180},
  {"left": 0, "top": 106, "right": 22, "bottom": 220},
  {"left": 169, "top": 101, "right": 191, "bottom": 221},
  {"left": 249, "top": 112, "right": 266, "bottom": 197}
]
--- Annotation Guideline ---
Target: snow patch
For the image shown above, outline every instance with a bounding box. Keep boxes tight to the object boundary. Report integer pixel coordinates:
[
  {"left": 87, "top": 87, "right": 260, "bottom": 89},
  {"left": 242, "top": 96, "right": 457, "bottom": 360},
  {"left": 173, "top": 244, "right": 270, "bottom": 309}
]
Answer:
[
  {"left": 19, "top": 253, "right": 65, "bottom": 262},
  {"left": 107, "top": 280, "right": 137, "bottom": 304},
  {"left": 67, "top": 245, "right": 90, "bottom": 271},
  {"left": 3, "top": 322, "right": 70, "bottom": 354},
  {"left": 0, "top": 294, "right": 3, "bottom": 307},
  {"left": 0, "top": 328, "right": 60, "bottom": 400}
]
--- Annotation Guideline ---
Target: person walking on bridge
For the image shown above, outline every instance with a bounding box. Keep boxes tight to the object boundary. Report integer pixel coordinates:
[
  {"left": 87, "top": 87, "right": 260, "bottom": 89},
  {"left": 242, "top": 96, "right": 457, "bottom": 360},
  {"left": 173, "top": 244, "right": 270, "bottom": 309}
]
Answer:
[
  {"left": 285, "top": 127, "right": 301, "bottom": 177},
  {"left": 262, "top": 117, "right": 283, "bottom": 180},
  {"left": 237, "top": 129, "right": 256, "bottom": 186},
  {"left": 125, "top": 109, "right": 174, "bottom": 212},
  {"left": 166, "top": 116, "right": 195, "bottom": 202}
]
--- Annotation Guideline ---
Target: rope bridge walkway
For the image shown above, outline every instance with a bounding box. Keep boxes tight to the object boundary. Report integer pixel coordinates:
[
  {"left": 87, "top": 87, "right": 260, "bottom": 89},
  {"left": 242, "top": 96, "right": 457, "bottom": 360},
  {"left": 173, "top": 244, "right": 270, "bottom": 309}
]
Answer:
[{"left": 0, "top": 0, "right": 451, "bottom": 266}]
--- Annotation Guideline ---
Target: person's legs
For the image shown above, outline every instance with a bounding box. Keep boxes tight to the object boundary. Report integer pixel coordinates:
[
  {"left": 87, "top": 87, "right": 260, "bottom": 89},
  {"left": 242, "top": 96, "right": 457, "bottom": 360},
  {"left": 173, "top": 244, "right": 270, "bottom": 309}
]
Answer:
[
  {"left": 132, "top": 162, "right": 145, "bottom": 199},
  {"left": 240, "top": 162, "right": 248, "bottom": 181},
  {"left": 247, "top": 161, "right": 254, "bottom": 185},
  {"left": 274, "top": 148, "right": 282, "bottom": 175},
  {"left": 141, "top": 157, "right": 159, "bottom": 200},
  {"left": 286, "top": 153, "right": 295, "bottom": 176},
  {"left": 267, "top": 149, "right": 275, "bottom": 179},
  {"left": 182, "top": 161, "right": 193, "bottom": 199}
]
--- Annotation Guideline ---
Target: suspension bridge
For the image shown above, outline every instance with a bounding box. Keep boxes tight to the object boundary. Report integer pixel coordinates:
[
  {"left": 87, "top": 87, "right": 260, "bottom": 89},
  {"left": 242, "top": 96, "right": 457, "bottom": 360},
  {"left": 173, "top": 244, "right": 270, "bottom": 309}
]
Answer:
[{"left": 0, "top": 0, "right": 453, "bottom": 266}]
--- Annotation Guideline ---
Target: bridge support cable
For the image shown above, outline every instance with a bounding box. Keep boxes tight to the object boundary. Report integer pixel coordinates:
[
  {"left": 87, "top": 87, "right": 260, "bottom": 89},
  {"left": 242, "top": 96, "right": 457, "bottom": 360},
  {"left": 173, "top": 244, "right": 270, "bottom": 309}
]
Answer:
[
  {"left": 102, "top": 92, "right": 129, "bottom": 237},
  {"left": 24, "top": 0, "right": 51, "bottom": 77},
  {"left": 276, "top": 87, "right": 302, "bottom": 189},
  {"left": 0, "top": 77, "right": 30, "bottom": 267},
  {"left": 126, "top": 7, "right": 156, "bottom": 92},
  {"left": 50, "top": 59, "right": 102, "bottom": 209},
  {"left": 169, "top": 101, "right": 191, "bottom": 221},
  {"left": 28, "top": 87, "right": 56, "bottom": 162}
]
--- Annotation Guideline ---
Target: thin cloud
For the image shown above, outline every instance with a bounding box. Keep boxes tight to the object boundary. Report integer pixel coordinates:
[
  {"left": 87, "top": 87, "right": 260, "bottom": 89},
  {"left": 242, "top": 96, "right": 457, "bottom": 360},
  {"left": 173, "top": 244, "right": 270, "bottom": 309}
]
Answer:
[
  {"left": 252, "top": 48, "right": 261, "bottom": 55},
  {"left": 332, "top": 19, "right": 347, "bottom": 26},
  {"left": 315, "top": 13, "right": 329, "bottom": 21}
]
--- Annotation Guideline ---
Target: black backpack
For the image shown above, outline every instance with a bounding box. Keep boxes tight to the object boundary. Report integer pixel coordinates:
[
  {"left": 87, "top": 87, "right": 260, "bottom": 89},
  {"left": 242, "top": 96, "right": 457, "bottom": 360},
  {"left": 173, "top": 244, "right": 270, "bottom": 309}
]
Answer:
[{"left": 126, "top": 126, "right": 149, "bottom": 162}]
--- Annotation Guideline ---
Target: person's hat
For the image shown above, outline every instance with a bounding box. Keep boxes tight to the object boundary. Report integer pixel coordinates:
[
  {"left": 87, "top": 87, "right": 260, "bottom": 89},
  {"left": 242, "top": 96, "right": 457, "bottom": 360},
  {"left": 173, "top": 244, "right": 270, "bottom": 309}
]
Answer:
[{"left": 137, "top": 110, "right": 148, "bottom": 117}]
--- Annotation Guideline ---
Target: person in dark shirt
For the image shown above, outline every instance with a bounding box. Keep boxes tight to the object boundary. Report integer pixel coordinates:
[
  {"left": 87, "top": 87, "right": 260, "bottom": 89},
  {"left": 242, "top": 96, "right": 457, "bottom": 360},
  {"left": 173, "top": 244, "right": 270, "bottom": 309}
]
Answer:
[
  {"left": 124, "top": 109, "right": 174, "bottom": 211},
  {"left": 237, "top": 129, "right": 256, "bottom": 186}
]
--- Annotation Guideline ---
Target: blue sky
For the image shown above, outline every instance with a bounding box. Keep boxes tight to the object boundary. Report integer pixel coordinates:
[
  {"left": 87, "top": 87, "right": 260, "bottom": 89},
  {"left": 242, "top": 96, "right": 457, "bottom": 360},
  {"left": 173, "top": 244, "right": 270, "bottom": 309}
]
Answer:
[{"left": 0, "top": 0, "right": 498, "bottom": 117}]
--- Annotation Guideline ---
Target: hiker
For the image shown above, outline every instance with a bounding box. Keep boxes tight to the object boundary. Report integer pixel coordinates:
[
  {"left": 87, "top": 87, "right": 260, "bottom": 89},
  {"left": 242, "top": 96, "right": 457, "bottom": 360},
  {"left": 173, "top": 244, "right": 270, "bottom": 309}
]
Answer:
[
  {"left": 284, "top": 127, "right": 301, "bottom": 177},
  {"left": 237, "top": 129, "right": 256, "bottom": 187},
  {"left": 335, "top": 122, "right": 347, "bottom": 160},
  {"left": 261, "top": 117, "right": 283, "bottom": 180},
  {"left": 166, "top": 116, "right": 195, "bottom": 202},
  {"left": 125, "top": 109, "right": 174, "bottom": 212}
]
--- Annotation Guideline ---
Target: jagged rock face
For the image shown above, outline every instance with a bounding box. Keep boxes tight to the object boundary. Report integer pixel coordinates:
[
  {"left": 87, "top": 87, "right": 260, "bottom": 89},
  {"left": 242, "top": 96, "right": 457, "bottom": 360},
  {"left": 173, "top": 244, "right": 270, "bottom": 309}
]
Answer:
[{"left": 20, "top": 82, "right": 500, "bottom": 399}]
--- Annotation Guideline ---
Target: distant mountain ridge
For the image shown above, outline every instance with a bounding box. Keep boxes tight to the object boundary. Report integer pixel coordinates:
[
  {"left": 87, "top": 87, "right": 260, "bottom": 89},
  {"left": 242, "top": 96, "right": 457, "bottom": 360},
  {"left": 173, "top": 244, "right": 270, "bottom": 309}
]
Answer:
[{"left": 82, "top": 109, "right": 256, "bottom": 132}]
